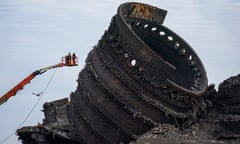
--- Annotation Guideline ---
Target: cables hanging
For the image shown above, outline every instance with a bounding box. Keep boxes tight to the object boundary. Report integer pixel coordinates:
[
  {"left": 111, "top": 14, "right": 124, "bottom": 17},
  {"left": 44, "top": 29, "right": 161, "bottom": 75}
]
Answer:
[{"left": 0, "top": 69, "right": 57, "bottom": 144}]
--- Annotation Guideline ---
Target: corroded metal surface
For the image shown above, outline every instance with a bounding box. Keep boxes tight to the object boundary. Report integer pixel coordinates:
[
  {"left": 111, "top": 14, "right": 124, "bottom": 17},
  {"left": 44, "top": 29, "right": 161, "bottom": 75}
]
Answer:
[
  {"left": 132, "top": 74, "right": 240, "bottom": 144},
  {"left": 17, "top": 2, "right": 210, "bottom": 144},
  {"left": 17, "top": 98, "right": 75, "bottom": 144},
  {"left": 214, "top": 74, "right": 240, "bottom": 140}
]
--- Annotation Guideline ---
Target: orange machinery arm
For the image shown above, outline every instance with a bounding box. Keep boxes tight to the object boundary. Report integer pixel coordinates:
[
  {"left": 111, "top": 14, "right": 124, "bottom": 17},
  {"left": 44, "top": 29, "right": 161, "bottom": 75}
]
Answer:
[{"left": 0, "top": 63, "right": 65, "bottom": 106}]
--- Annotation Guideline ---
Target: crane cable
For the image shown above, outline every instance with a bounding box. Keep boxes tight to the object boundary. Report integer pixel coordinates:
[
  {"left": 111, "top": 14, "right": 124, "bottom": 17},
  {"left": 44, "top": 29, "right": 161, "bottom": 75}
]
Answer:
[{"left": 0, "top": 69, "right": 58, "bottom": 144}]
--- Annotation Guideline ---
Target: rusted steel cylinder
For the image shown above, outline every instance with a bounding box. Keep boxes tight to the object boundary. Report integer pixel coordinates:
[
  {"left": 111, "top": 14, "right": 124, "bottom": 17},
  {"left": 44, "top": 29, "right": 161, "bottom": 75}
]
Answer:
[
  {"left": 17, "top": 2, "right": 208, "bottom": 144},
  {"left": 69, "top": 2, "right": 208, "bottom": 143}
]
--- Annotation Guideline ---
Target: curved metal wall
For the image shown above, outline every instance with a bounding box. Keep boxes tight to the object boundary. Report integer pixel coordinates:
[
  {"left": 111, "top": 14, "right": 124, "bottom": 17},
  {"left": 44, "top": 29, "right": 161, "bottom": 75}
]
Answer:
[
  {"left": 17, "top": 2, "right": 208, "bottom": 144},
  {"left": 69, "top": 2, "right": 208, "bottom": 143}
]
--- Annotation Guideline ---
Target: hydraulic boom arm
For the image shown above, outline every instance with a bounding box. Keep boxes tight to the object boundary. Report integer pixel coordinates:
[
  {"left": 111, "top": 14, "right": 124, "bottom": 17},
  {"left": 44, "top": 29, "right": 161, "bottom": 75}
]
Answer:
[{"left": 0, "top": 54, "right": 77, "bottom": 106}]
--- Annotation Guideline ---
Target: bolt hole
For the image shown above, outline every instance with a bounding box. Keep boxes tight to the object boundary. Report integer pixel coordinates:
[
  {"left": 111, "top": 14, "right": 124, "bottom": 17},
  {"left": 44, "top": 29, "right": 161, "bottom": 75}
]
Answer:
[
  {"left": 167, "top": 36, "right": 174, "bottom": 41},
  {"left": 144, "top": 24, "right": 149, "bottom": 28},
  {"left": 151, "top": 27, "right": 157, "bottom": 31},
  {"left": 124, "top": 53, "right": 129, "bottom": 58},
  {"left": 174, "top": 42, "right": 180, "bottom": 49},
  {"left": 159, "top": 31, "right": 165, "bottom": 36},
  {"left": 136, "top": 22, "right": 141, "bottom": 26},
  {"left": 188, "top": 55, "right": 193, "bottom": 60},
  {"left": 138, "top": 67, "right": 144, "bottom": 72},
  {"left": 189, "top": 61, "right": 196, "bottom": 67},
  {"left": 131, "top": 59, "right": 137, "bottom": 66},
  {"left": 179, "top": 48, "right": 186, "bottom": 55}
]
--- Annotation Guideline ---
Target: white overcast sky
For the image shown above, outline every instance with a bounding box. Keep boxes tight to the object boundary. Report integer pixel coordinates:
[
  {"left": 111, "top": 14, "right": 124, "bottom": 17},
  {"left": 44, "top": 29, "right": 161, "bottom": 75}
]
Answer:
[{"left": 0, "top": 0, "right": 239, "bottom": 143}]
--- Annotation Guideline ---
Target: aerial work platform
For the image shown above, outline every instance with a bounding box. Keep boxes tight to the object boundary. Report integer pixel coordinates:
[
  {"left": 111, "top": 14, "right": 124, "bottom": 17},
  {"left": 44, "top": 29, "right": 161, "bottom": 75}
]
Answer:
[{"left": 0, "top": 53, "right": 78, "bottom": 106}]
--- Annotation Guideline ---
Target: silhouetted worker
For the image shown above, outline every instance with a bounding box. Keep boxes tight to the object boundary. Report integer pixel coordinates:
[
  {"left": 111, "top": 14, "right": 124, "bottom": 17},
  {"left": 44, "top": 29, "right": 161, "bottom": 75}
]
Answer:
[
  {"left": 65, "top": 52, "right": 71, "bottom": 65},
  {"left": 72, "top": 52, "right": 76, "bottom": 65}
]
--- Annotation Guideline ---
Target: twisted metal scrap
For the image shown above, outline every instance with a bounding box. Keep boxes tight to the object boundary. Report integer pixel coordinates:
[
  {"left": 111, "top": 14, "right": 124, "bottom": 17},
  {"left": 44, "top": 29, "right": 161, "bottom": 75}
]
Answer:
[
  {"left": 132, "top": 74, "right": 240, "bottom": 144},
  {"left": 17, "top": 2, "right": 208, "bottom": 144}
]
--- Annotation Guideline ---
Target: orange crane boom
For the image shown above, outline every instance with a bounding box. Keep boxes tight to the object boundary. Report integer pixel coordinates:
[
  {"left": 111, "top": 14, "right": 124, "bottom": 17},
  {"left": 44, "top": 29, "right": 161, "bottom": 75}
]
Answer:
[{"left": 0, "top": 54, "right": 78, "bottom": 106}]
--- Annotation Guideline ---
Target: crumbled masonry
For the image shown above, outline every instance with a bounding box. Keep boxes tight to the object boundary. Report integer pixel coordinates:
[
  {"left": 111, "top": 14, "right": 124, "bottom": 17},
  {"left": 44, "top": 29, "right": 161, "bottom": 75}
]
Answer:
[{"left": 17, "top": 2, "right": 239, "bottom": 144}]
